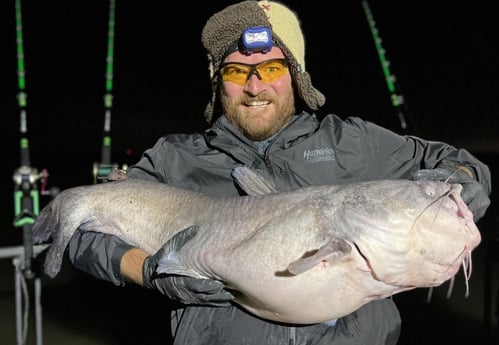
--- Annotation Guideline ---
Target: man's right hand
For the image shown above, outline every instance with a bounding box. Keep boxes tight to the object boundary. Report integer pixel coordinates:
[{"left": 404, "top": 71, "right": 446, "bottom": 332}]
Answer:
[{"left": 142, "top": 225, "right": 235, "bottom": 306}]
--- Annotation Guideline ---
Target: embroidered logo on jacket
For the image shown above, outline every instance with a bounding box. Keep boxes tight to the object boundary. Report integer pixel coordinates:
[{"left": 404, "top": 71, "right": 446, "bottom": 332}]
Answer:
[{"left": 303, "top": 147, "right": 336, "bottom": 163}]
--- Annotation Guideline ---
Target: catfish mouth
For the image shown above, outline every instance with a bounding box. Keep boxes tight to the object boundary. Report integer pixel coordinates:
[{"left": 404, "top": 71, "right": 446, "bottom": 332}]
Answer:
[
  {"left": 445, "top": 185, "right": 481, "bottom": 247},
  {"left": 414, "top": 183, "right": 480, "bottom": 277},
  {"left": 415, "top": 183, "right": 473, "bottom": 230},
  {"left": 447, "top": 184, "right": 474, "bottom": 221}
]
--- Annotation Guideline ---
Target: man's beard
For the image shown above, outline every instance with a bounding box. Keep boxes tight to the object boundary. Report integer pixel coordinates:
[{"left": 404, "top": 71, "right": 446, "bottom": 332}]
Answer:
[{"left": 221, "top": 89, "right": 296, "bottom": 141}]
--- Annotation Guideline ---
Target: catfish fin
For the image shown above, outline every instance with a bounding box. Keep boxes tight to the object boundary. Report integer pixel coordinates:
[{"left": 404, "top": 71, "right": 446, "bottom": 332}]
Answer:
[
  {"left": 231, "top": 166, "right": 278, "bottom": 196},
  {"left": 32, "top": 198, "right": 71, "bottom": 278},
  {"left": 287, "top": 237, "right": 353, "bottom": 275},
  {"left": 156, "top": 225, "right": 204, "bottom": 278},
  {"left": 32, "top": 200, "right": 57, "bottom": 244}
]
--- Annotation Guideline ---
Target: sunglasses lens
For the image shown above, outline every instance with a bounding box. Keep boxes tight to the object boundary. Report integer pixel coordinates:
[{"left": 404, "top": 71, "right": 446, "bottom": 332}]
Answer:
[
  {"left": 220, "top": 59, "right": 288, "bottom": 86},
  {"left": 220, "top": 64, "right": 252, "bottom": 86},
  {"left": 257, "top": 60, "right": 288, "bottom": 83}
]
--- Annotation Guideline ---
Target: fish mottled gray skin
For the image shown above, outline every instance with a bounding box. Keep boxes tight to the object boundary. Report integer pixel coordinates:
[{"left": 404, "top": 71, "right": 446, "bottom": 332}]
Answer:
[{"left": 32, "top": 167, "right": 481, "bottom": 324}]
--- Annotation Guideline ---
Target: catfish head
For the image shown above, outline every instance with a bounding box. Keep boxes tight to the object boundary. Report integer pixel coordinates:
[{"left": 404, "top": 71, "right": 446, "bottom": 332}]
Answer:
[{"left": 331, "top": 179, "right": 480, "bottom": 290}]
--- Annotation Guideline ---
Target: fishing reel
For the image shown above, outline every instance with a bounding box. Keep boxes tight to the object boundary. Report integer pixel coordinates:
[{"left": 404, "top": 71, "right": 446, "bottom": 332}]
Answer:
[
  {"left": 12, "top": 165, "right": 43, "bottom": 230},
  {"left": 13, "top": 166, "right": 59, "bottom": 227},
  {"left": 92, "top": 162, "right": 128, "bottom": 184},
  {"left": 13, "top": 165, "right": 42, "bottom": 192}
]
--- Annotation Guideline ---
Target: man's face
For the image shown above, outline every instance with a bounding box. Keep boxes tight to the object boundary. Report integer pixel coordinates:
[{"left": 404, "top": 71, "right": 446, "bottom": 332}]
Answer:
[{"left": 219, "top": 47, "right": 295, "bottom": 141}]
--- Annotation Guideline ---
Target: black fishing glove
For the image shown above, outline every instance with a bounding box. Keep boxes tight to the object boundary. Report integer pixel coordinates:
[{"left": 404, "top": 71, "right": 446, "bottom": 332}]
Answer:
[
  {"left": 142, "top": 226, "right": 235, "bottom": 306},
  {"left": 412, "top": 162, "right": 490, "bottom": 222}
]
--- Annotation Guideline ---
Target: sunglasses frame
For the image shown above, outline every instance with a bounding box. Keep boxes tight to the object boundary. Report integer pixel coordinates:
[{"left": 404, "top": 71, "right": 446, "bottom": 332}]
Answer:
[{"left": 219, "top": 58, "right": 289, "bottom": 85}]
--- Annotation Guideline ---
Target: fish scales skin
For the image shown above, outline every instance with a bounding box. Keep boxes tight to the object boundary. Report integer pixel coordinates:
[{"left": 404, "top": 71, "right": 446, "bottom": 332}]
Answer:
[{"left": 32, "top": 169, "right": 480, "bottom": 324}]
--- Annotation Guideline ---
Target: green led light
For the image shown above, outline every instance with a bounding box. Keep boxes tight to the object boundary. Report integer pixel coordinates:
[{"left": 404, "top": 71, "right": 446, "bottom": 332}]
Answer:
[
  {"left": 103, "top": 136, "right": 112, "bottom": 146},
  {"left": 104, "top": 93, "right": 113, "bottom": 107},
  {"left": 20, "top": 137, "right": 29, "bottom": 148},
  {"left": 15, "top": 0, "right": 27, "bottom": 93},
  {"left": 17, "top": 91, "right": 27, "bottom": 107},
  {"left": 361, "top": 0, "right": 414, "bottom": 134},
  {"left": 104, "top": 0, "right": 116, "bottom": 94}
]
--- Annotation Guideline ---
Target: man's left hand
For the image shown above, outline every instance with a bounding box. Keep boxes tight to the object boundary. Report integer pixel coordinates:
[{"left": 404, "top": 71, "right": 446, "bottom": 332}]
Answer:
[{"left": 412, "top": 163, "right": 490, "bottom": 222}]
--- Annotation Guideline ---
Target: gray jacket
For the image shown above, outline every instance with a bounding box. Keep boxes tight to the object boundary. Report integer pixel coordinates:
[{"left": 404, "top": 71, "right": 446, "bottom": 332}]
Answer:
[{"left": 68, "top": 112, "right": 491, "bottom": 345}]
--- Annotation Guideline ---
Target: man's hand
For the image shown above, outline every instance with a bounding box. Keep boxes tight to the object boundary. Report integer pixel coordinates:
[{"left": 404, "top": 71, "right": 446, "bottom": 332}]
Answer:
[
  {"left": 142, "top": 225, "right": 235, "bottom": 306},
  {"left": 412, "top": 162, "right": 490, "bottom": 222}
]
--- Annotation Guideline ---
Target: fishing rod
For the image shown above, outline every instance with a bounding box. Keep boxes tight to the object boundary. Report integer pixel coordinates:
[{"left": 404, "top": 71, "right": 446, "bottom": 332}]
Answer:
[
  {"left": 93, "top": 0, "right": 125, "bottom": 183},
  {"left": 12, "top": 0, "right": 39, "bottom": 277},
  {"left": 361, "top": 0, "right": 419, "bottom": 135},
  {"left": 10, "top": 0, "right": 47, "bottom": 344}
]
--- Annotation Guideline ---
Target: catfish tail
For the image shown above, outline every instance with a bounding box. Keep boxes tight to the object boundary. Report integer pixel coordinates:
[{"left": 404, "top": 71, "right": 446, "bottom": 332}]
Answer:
[
  {"left": 32, "top": 198, "right": 70, "bottom": 278},
  {"left": 32, "top": 200, "right": 57, "bottom": 244}
]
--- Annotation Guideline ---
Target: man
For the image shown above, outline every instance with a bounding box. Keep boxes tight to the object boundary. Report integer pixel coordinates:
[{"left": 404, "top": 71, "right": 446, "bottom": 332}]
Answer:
[{"left": 68, "top": 1, "right": 491, "bottom": 344}]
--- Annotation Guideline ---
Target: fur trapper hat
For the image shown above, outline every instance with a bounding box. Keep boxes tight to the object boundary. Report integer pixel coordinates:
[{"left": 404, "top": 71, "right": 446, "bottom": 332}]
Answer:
[{"left": 201, "top": 0, "right": 325, "bottom": 122}]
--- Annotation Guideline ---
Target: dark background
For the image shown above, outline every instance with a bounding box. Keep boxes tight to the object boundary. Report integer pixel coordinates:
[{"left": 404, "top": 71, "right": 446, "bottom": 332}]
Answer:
[{"left": 0, "top": 1, "right": 498, "bottom": 344}]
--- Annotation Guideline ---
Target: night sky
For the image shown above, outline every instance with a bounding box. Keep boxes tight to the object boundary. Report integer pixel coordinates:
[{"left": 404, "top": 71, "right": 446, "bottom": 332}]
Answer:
[{"left": 1, "top": 1, "right": 498, "bottom": 241}]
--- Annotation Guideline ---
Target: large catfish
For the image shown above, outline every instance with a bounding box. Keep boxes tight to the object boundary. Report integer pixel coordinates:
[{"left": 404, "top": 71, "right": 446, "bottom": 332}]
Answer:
[{"left": 32, "top": 167, "right": 480, "bottom": 324}]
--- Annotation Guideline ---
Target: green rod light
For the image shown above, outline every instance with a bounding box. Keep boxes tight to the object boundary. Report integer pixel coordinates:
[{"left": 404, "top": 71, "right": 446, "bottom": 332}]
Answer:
[
  {"left": 15, "top": 0, "right": 27, "bottom": 93},
  {"left": 96, "top": 0, "right": 117, "bottom": 174},
  {"left": 361, "top": 0, "right": 417, "bottom": 133},
  {"left": 362, "top": 1, "right": 399, "bottom": 101},
  {"left": 105, "top": 0, "right": 116, "bottom": 94}
]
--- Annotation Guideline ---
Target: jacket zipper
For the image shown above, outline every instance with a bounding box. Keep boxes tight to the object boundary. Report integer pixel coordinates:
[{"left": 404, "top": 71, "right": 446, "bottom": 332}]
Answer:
[{"left": 288, "top": 326, "right": 296, "bottom": 345}]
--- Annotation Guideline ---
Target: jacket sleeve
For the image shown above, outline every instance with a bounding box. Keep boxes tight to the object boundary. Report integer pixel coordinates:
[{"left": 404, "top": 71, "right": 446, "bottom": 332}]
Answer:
[
  {"left": 351, "top": 117, "right": 491, "bottom": 196},
  {"left": 404, "top": 134, "right": 491, "bottom": 194},
  {"left": 67, "top": 229, "right": 134, "bottom": 286}
]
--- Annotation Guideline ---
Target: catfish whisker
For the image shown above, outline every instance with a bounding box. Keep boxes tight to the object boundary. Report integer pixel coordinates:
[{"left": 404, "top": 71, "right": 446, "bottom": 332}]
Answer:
[
  {"left": 426, "top": 287, "right": 434, "bottom": 304},
  {"left": 411, "top": 186, "right": 453, "bottom": 231},
  {"left": 443, "top": 168, "right": 461, "bottom": 183},
  {"left": 462, "top": 249, "right": 472, "bottom": 298},
  {"left": 445, "top": 247, "right": 472, "bottom": 299},
  {"left": 446, "top": 276, "right": 455, "bottom": 299}
]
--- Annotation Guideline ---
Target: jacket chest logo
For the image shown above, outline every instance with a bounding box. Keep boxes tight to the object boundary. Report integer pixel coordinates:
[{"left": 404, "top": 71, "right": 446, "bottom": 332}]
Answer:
[{"left": 303, "top": 147, "right": 336, "bottom": 163}]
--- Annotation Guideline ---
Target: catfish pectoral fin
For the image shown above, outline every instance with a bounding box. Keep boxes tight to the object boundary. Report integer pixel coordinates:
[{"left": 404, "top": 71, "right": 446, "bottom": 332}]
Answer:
[
  {"left": 156, "top": 225, "right": 203, "bottom": 277},
  {"left": 287, "top": 238, "right": 353, "bottom": 275}
]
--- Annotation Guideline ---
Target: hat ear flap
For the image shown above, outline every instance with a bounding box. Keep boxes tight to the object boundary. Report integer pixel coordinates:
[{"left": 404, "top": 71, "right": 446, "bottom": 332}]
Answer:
[
  {"left": 204, "top": 74, "right": 218, "bottom": 123},
  {"left": 293, "top": 70, "right": 325, "bottom": 111},
  {"left": 204, "top": 99, "right": 215, "bottom": 123}
]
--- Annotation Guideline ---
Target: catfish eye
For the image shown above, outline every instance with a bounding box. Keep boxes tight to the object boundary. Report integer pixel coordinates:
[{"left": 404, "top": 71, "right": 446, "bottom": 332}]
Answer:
[{"left": 424, "top": 185, "right": 436, "bottom": 197}]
